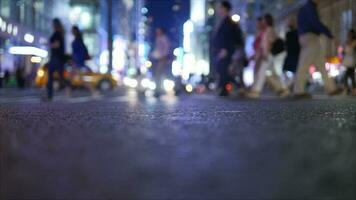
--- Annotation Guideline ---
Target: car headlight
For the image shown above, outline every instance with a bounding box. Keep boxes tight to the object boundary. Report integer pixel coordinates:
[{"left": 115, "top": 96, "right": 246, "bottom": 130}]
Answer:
[
  {"left": 37, "top": 70, "right": 45, "bottom": 77},
  {"left": 123, "top": 77, "right": 138, "bottom": 88},
  {"left": 141, "top": 78, "right": 151, "bottom": 88},
  {"left": 163, "top": 79, "right": 175, "bottom": 92}
]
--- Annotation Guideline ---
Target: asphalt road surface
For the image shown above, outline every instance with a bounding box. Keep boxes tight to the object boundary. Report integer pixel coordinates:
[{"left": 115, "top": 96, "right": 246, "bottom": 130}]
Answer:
[{"left": 1, "top": 90, "right": 356, "bottom": 199}]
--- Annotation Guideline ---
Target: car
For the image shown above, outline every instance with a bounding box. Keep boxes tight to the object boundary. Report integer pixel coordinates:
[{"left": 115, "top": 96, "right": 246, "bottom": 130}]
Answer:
[{"left": 35, "top": 63, "right": 118, "bottom": 92}]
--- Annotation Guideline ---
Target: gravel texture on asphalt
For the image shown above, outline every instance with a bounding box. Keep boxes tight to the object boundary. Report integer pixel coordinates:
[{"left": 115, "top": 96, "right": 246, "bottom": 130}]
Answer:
[{"left": 1, "top": 95, "right": 356, "bottom": 199}]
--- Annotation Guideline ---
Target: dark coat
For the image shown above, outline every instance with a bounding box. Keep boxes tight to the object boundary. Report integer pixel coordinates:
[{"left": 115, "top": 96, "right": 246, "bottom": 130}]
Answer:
[
  {"left": 212, "top": 16, "right": 243, "bottom": 56},
  {"left": 283, "top": 29, "right": 300, "bottom": 72},
  {"left": 298, "top": 0, "right": 333, "bottom": 38}
]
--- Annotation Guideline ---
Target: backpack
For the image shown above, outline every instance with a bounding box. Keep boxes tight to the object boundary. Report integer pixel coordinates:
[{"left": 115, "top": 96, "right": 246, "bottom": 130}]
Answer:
[{"left": 271, "top": 38, "right": 285, "bottom": 55}]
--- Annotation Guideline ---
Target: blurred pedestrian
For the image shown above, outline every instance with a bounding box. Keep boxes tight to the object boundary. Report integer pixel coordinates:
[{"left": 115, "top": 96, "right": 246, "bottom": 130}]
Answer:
[
  {"left": 283, "top": 16, "right": 300, "bottom": 89},
  {"left": 212, "top": 1, "right": 241, "bottom": 96},
  {"left": 71, "top": 26, "right": 90, "bottom": 70},
  {"left": 293, "top": 0, "right": 342, "bottom": 99},
  {"left": 253, "top": 17, "right": 265, "bottom": 80},
  {"left": 151, "top": 27, "right": 171, "bottom": 97},
  {"left": 4, "top": 70, "right": 10, "bottom": 85},
  {"left": 229, "top": 21, "right": 247, "bottom": 91},
  {"left": 71, "top": 26, "right": 98, "bottom": 97},
  {"left": 342, "top": 29, "right": 356, "bottom": 94},
  {"left": 46, "top": 18, "right": 66, "bottom": 101},
  {"left": 247, "top": 14, "right": 289, "bottom": 99},
  {"left": 16, "top": 67, "right": 25, "bottom": 89}
]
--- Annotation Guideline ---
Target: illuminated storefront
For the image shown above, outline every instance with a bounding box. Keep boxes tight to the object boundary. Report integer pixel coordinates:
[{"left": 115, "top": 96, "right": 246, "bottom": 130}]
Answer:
[
  {"left": 69, "top": 0, "right": 100, "bottom": 62},
  {"left": 0, "top": 0, "right": 54, "bottom": 87}
]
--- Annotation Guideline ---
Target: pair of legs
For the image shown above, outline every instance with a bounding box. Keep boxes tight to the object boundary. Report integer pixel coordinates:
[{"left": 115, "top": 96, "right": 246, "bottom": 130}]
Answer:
[
  {"left": 230, "top": 60, "right": 246, "bottom": 89},
  {"left": 47, "top": 58, "right": 65, "bottom": 99},
  {"left": 216, "top": 55, "right": 233, "bottom": 96},
  {"left": 153, "top": 57, "right": 169, "bottom": 96},
  {"left": 294, "top": 33, "right": 337, "bottom": 95},
  {"left": 344, "top": 67, "right": 356, "bottom": 92},
  {"left": 250, "top": 53, "right": 287, "bottom": 96}
]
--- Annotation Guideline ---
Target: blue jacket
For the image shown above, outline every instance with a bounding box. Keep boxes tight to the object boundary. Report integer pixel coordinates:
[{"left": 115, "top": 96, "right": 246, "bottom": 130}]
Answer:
[
  {"left": 298, "top": 0, "right": 333, "bottom": 38},
  {"left": 72, "top": 38, "right": 88, "bottom": 67}
]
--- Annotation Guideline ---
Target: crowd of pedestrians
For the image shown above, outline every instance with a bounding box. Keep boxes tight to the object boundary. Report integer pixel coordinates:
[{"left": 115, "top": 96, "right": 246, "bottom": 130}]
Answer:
[
  {"left": 212, "top": 0, "right": 355, "bottom": 99},
  {"left": 44, "top": 19, "right": 91, "bottom": 101}
]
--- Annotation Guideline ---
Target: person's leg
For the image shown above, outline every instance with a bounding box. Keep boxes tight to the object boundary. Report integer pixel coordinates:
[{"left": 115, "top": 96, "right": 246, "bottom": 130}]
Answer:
[
  {"left": 58, "top": 62, "right": 68, "bottom": 89},
  {"left": 154, "top": 59, "right": 166, "bottom": 96},
  {"left": 47, "top": 66, "right": 54, "bottom": 99},
  {"left": 268, "top": 53, "right": 288, "bottom": 94},
  {"left": 217, "top": 56, "right": 232, "bottom": 95},
  {"left": 251, "top": 56, "right": 272, "bottom": 94},
  {"left": 238, "top": 67, "right": 245, "bottom": 88},
  {"left": 344, "top": 68, "right": 352, "bottom": 92},
  {"left": 349, "top": 68, "right": 356, "bottom": 89},
  {"left": 293, "top": 34, "right": 315, "bottom": 95},
  {"left": 254, "top": 56, "right": 262, "bottom": 82}
]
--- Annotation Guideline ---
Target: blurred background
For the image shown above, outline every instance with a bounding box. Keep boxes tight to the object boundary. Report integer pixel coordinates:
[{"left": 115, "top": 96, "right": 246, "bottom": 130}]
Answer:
[{"left": 0, "top": 0, "right": 354, "bottom": 93}]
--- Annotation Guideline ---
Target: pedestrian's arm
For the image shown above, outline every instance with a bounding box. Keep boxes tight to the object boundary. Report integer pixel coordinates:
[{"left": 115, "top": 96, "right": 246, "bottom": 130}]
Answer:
[
  {"left": 50, "top": 40, "right": 60, "bottom": 49},
  {"left": 308, "top": 6, "right": 333, "bottom": 38}
]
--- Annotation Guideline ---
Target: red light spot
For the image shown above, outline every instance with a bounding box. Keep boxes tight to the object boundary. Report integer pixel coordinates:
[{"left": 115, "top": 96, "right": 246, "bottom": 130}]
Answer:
[
  {"left": 309, "top": 65, "right": 316, "bottom": 75},
  {"left": 225, "top": 83, "right": 233, "bottom": 92}
]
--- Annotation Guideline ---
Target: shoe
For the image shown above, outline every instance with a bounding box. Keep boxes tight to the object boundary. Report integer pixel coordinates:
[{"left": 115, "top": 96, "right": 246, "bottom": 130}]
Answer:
[
  {"left": 236, "top": 88, "right": 247, "bottom": 97},
  {"left": 219, "top": 89, "right": 229, "bottom": 97},
  {"left": 293, "top": 93, "right": 312, "bottom": 100},
  {"left": 328, "top": 88, "right": 343, "bottom": 96},
  {"left": 246, "top": 91, "right": 260, "bottom": 99},
  {"left": 277, "top": 89, "right": 290, "bottom": 98},
  {"left": 154, "top": 92, "right": 161, "bottom": 98},
  {"left": 341, "top": 89, "right": 349, "bottom": 96}
]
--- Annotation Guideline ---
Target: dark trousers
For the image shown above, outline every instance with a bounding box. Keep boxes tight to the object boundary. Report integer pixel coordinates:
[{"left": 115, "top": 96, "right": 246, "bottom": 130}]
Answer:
[
  {"left": 344, "top": 67, "right": 356, "bottom": 90},
  {"left": 216, "top": 55, "right": 233, "bottom": 90},
  {"left": 47, "top": 58, "right": 65, "bottom": 99}
]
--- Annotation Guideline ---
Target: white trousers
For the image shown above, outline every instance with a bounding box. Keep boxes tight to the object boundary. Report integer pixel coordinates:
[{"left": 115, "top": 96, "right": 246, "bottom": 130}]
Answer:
[
  {"left": 293, "top": 33, "right": 336, "bottom": 94},
  {"left": 252, "top": 53, "right": 286, "bottom": 93}
]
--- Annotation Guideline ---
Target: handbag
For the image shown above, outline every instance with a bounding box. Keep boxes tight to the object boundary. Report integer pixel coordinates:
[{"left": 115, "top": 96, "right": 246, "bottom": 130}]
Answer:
[{"left": 271, "top": 38, "right": 285, "bottom": 55}]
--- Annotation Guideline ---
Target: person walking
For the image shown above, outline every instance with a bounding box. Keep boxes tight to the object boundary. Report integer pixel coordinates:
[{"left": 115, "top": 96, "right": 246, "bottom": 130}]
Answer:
[
  {"left": 46, "top": 18, "right": 66, "bottom": 101},
  {"left": 71, "top": 26, "right": 98, "bottom": 97},
  {"left": 253, "top": 17, "right": 265, "bottom": 80},
  {"left": 151, "top": 27, "right": 171, "bottom": 97},
  {"left": 247, "top": 14, "right": 289, "bottom": 99},
  {"left": 212, "top": 1, "right": 241, "bottom": 96},
  {"left": 283, "top": 17, "right": 300, "bottom": 89},
  {"left": 293, "top": 0, "right": 342, "bottom": 98},
  {"left": 229, "top": 21, "right": 247, "bottom": 91},
  {"left": 71, "top": 26, "right": 89, "bottom": 70},
  {"left": 342, "top": 29, "right": 356, "bottom": 95}
]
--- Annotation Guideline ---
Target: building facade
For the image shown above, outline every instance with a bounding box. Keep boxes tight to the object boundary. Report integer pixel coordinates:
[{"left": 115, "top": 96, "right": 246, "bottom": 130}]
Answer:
[
  {"left": 69, "top": 0, "right": 100, "bottom": 57},
  {"left": 0, "top": 0, "right": 67, "bottom": 87}
]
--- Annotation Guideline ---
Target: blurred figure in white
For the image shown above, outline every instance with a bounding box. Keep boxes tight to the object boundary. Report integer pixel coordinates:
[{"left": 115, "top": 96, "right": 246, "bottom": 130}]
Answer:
[
  {"left": 252, "top": 17, "right": 265, "bottom": 81},
  {"left": 247, "top": 14, "right": 289, "bottom": 99},
  {"left": 151, "top": 27, "right": 171, "bottom": 97}
]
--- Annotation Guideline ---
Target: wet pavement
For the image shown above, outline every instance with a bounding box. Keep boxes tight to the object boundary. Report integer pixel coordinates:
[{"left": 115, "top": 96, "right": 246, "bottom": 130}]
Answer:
[{"left": 1, "top": 90, "right": 356, "bottom": 199}]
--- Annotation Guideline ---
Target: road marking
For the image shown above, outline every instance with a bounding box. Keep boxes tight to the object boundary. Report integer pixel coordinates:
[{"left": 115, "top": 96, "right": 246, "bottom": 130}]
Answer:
[{"left": 216, "top": 111, "right": 244, "bottom": 113}]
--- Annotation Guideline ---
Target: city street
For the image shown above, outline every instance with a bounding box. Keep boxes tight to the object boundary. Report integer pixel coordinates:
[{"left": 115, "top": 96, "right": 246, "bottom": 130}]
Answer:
[{"left": 1, "top": 89, "right": 355, "bottom": 199}]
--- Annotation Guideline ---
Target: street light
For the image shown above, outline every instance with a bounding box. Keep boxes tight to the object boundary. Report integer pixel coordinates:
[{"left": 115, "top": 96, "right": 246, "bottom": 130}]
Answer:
[{"left": 232, "top": 14, "right": 241, "bottom": 23}]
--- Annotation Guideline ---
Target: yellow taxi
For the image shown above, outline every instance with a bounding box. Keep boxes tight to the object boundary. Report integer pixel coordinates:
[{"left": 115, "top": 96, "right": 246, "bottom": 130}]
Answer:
[{"left": 35, "top": 63, "right": 118, "bottom": 91}]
